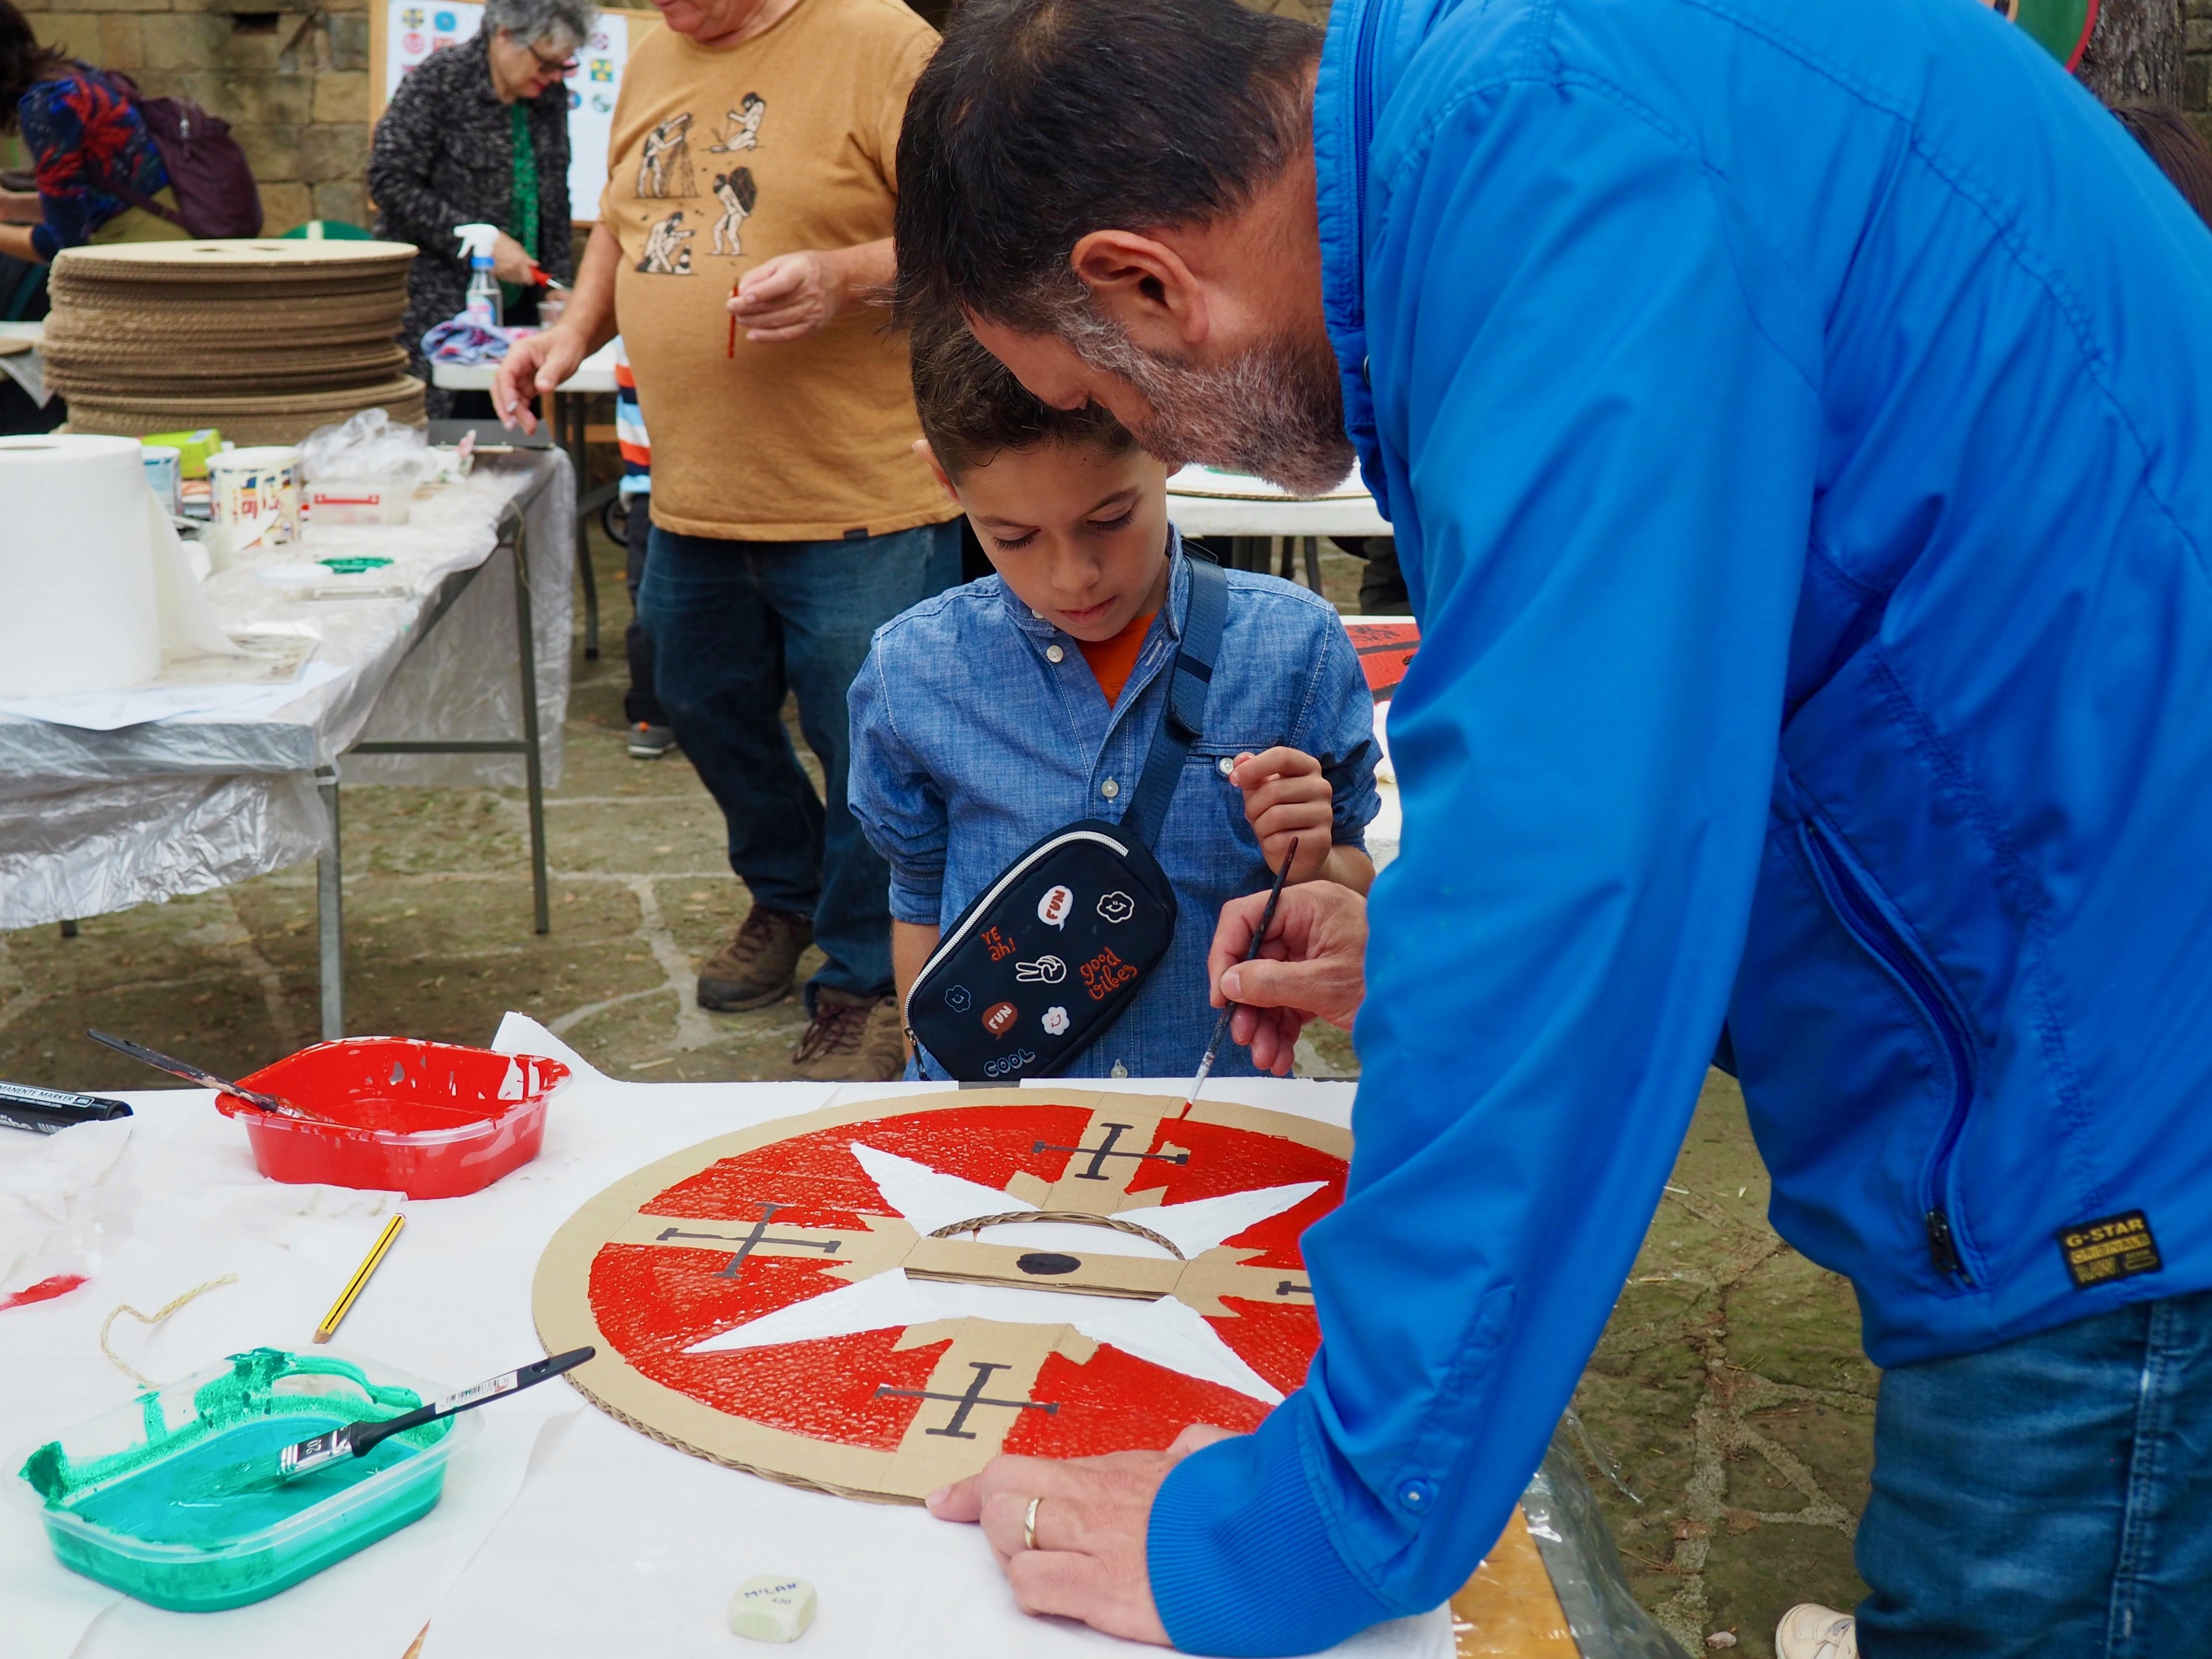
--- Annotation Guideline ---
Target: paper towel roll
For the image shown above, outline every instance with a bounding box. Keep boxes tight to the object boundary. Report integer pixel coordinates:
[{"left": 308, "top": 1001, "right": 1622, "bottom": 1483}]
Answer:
[{"left": 0, "top": 434, "right": 162, "bottom": 697}]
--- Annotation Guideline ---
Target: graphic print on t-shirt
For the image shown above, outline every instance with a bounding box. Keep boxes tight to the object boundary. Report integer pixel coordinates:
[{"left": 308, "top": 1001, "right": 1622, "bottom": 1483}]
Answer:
[
  {"left": 708, "top": 92, "right": 766, "bottom": 153},
  {"left": 637, "top": 208, "right": 695, "bottom": 274},
  {"left": 637, "top": 111, "right": 695, "bottom": 197},
  {"left": 711, "top": 168, "right": 757, "bottom": 256}
]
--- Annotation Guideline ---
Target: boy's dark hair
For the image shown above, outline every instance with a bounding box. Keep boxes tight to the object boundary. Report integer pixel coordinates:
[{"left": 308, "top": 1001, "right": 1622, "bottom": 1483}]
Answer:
[
  {"left": 2110, "top": 102, "right": 2212, "bottom": 229},
  {"left": 894, "top": 0, "right": 1321, "bottom": 334},
  {"left": 911, "top": 315, "right": 1138, "bottom": 476},
  {"left": 1, "top": 0, "right": 70, "bottom": 131}
]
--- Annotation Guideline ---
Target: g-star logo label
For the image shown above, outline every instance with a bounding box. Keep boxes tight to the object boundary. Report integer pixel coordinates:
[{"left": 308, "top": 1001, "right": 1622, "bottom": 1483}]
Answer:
[
  {"left": 1096, "top": 891, "right": 1135, "bottom": 925},
  {"left": 1014, "top": 956, "right": 1066, "bottom": 984},
  {"left": 2058, "top": 1210, "right": 2163, "bottom": 1290},
  {"left": 1078, "top": 947, "right": 1137, "bottom": 1001},
  {"left": 981, "top": 1002, "right": 1019, "bottom": 1038},
  {"left": 1037, "top": 885, "right": 1074, "bottom": 929}
]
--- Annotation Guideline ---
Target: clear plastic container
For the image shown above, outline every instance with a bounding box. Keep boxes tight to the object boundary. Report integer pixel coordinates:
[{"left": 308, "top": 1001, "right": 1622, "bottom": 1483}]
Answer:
[
  {"left": 8, "top": 1347, "right": 479, "bottom": 1612},
  {"left": 215, "top": 1038, "right": 567, "bottom": 1200}
]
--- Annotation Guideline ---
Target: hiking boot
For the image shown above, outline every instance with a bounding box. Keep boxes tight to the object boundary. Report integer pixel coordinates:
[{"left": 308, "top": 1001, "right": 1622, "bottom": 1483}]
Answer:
[
  {"left": 791, "top": 990, "right": 905, "bottom": 1082},
  {"left": 697, "top": 906, "right": 811, "bottom": 1011},
  {"left": 628, "top": 722, "right": 677, "bottom": 759},
  {"left": 1775, "top": 1606, "right": 1857, "bottom": 1659}
]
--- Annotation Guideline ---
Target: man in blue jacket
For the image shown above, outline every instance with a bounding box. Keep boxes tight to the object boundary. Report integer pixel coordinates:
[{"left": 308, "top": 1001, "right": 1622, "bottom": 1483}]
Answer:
[{"left": 893, "top": 0, "right": 2212, "bottom": 1653}]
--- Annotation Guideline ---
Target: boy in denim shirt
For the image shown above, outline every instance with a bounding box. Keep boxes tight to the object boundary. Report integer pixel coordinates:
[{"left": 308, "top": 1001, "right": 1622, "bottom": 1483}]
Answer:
[{"left": 848, "top": 327, "right": 1379, "bottom": 1080}]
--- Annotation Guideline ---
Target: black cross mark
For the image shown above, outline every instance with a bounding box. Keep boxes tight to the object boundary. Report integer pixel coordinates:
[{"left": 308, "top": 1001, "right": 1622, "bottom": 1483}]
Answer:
[
  {"left": 875, "top": 1361, "right": 1060, "bottom": 1440},
  {"left": 1031, "top": 1122, "right": 1191, "bottom": 1182},
  {"left": 654, "top": 1203, "right": 842, "bottom": 1278},
  {"left": 1277, "top": 1280, "right": 1312, "bottom": 1298}
]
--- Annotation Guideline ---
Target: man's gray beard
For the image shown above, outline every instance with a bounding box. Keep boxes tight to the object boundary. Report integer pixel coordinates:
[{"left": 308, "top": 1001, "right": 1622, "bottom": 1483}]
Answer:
[{"left": 1063, "top": 311, "right": 1356, "bottom": 496}]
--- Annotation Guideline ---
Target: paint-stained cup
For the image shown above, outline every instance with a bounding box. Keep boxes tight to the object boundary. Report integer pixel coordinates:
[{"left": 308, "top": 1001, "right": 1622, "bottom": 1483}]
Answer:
[{"left": 205, "top": 445, "right": 301, "bottom": 563}]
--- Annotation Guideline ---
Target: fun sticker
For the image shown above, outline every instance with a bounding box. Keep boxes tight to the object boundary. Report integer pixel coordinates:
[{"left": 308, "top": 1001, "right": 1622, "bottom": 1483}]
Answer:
[
  {"left": 1014, "top": 955, "right": 1067, "bottom": 984},
  {"left": 1037, "top": 885, "right": 1074, "bottom": 928},
  {"left": 1096, "top": 891, "right": 1135, "bottom": 925},
  {"left": 981, "top": 1002, "right": 1018, "bottom": 1038},
  {"left": 1041, "top": 1006, "right": 1070, "bottom": 1037},
  {"left": 943, "top": 985, "right": 972, "bottom": 1013}
]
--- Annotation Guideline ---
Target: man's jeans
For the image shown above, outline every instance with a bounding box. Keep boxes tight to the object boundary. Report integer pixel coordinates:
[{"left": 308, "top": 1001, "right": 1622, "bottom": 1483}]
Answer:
[
  {"left": 637, "top": 521, "right": 962, "bottom": 1003},
  {"left": 1858, "top": 1289, "right": 2212, "bottom": 1657}
]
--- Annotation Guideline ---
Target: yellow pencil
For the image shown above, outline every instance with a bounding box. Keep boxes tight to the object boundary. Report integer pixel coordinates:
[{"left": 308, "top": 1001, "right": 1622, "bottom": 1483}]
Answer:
[{"left": 313, "top": 1213, "right": 405, "bottom": 1344}]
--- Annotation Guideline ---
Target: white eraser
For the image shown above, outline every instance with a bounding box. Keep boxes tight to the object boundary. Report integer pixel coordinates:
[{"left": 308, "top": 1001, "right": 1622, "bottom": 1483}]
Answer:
[{"left": 729, "top": 1574, "right": 816, "bottom": 1643}]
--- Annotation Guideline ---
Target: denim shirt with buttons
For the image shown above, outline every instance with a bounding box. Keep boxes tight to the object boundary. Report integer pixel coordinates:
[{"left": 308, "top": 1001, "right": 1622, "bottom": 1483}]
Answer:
[{"left": 849, "top": 532, "right": 1381, "bottom": 1080}]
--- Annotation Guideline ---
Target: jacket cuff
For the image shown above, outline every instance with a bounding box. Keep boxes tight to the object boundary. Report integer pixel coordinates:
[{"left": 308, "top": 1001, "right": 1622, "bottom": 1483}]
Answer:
[
  {"left": 30, "top": 224, "right": 58, "bottom": 262},
  {"left": 1147, "top": 1402, "right": 1395, "bottom": 1657}
]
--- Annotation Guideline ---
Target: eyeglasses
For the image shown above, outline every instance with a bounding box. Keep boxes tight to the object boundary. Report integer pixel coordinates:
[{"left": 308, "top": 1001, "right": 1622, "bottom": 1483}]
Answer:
[{"left": 527, "top": 42, "right": 579, "bottom": 73}]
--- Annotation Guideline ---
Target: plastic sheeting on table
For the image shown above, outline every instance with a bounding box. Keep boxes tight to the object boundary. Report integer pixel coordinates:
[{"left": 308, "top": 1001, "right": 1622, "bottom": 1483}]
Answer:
[{"left": 0, "top": 452, "right": 574, "bottom": 930}]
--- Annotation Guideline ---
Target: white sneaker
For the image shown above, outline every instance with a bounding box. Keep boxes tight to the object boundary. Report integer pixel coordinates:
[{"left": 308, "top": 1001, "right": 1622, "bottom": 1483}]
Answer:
[{"left": 1775, "top": 1604, "right": 1858, "bottom": 1659}]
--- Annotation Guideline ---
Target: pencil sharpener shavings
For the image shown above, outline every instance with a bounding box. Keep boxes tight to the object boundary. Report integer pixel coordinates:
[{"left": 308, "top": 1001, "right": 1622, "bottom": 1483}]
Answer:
[
  {"left": 730, "top": 1574, "right": 817, "bottom": 1643},
  {"left": 7, "top": 1346, "right": 478, "bottom": 1610}
]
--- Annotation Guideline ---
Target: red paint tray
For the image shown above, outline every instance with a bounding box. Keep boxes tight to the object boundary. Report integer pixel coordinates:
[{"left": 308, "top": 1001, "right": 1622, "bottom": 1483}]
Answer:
[{"left": 215, "top": 1038, "right": 567, "bottom": 1199}]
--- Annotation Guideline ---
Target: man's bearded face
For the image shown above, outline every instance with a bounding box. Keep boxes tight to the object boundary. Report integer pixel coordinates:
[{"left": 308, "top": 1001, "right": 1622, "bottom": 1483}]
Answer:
[{"left": 1064, "top": 311, "right": 1356, "bottom": 497}]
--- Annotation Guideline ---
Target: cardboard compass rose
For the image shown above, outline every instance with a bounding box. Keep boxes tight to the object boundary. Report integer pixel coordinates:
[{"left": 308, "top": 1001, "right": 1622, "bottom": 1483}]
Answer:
[{"left": 533, "top": 1089, "right": 1347, "bottom": 1500}]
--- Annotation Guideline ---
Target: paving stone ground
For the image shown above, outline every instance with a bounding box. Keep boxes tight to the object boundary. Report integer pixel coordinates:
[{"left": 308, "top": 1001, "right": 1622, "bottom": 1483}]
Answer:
[{"left": 0, "top": 527, "right": 1870, "bottom": 1654}]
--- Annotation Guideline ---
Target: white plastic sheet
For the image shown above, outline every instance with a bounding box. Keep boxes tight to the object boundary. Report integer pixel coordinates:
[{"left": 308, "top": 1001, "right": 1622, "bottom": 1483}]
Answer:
[{"left": 0, "top": 452, "right": 575, "bottom": 930}]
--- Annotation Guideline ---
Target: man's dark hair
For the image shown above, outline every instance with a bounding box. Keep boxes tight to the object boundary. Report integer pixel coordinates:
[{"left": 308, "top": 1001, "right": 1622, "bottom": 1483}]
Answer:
[
  {"left": 2109, "top": 102, "right": 2212, "bottom": 229},
  {"left": 1, "top": 0, "right": 71, "bottom": 132},
  {"left": 911, "top": 313, "right": 1137, "bottom": 476},
  {"left": 895, "top": 0, "right": 1322, "bottom": 332}
]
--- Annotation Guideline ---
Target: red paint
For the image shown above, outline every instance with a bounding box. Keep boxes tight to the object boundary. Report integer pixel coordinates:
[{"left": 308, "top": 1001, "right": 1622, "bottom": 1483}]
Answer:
[
  {"left": 585, "top": 1103, "right": 1346, "bottom": 1462},
  {"left": 215, "top": 1038, "right": 566, "bottom": 1199},
  {"left": 1344, "top": 620, "right": 1420, "bottom": 700},
  {"left": 0, "top": 1273, "right": 88, "bottom": 1312}
]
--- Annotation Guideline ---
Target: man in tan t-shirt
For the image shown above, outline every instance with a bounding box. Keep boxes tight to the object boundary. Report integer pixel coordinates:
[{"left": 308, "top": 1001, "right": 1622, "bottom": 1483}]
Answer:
[{"left": 497, "top": 0, "right": 960, "bottom": 1081}]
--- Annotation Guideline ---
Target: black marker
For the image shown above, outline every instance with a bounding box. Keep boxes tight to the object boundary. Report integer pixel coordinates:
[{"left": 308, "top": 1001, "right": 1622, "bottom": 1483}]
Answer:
[{"left": 0, "top": 1079, "right": 133, "bottom": 1136}]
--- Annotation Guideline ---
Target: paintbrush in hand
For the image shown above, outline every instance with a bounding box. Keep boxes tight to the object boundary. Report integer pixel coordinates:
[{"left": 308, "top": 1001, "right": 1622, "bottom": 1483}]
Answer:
[{"left": 1184, "top": 837, "right": 1299, "bottom": 1118}]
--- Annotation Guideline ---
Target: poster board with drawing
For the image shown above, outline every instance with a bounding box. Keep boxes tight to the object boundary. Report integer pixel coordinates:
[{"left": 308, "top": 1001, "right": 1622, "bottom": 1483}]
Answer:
[{"left": 369, "top": 3, "right": 660, "bottom": 223}]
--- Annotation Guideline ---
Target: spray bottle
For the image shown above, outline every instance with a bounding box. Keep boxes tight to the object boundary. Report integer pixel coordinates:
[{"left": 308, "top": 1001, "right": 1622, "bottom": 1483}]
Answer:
[{"left": 455, "top": 222, "right": 503, "bottom": 329}]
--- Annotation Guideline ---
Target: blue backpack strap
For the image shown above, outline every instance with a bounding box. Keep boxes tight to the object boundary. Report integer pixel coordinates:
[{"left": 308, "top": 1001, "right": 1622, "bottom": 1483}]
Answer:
[{"left": 1123, "top": 552, "right": 1227, "bottom": 848}]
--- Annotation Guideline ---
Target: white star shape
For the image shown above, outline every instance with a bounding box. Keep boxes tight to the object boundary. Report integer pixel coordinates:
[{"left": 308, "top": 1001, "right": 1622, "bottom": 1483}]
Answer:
[{"left": 683, "top": 1144, "right": 1322, "bottom": 1405}]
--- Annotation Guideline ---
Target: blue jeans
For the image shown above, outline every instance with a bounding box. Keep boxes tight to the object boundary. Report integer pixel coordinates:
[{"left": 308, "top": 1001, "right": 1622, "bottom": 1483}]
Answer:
[
  {"left": 637, "top": 521, "right": 962, "bottom": 1002},
  {"left": 1857, "top": 1290, "right": 2212, "bottom": 1657}
]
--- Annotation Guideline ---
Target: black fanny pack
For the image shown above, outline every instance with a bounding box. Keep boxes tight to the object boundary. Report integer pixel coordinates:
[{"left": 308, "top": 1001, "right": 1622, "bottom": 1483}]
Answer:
[{"left": 903, "top": 556, "right": 1227, "bottom": 1080}]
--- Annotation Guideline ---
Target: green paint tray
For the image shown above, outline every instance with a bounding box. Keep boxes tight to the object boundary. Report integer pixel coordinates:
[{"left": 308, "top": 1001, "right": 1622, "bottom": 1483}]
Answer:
[{"left": 8, "top": 1347, "right": 478, "bottom": 1612}]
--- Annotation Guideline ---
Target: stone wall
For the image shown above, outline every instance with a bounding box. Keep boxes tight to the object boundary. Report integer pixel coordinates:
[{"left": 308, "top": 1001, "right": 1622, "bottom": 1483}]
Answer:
[
  {"left": 2192, "top": 0, "right": 2212, "bottom": 141},
  {"left": 13, "top": 1, "right": 373, "bottom": 232}
]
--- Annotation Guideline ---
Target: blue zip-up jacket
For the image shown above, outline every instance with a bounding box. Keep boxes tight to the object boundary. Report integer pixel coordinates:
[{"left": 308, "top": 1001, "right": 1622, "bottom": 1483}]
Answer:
[{"left": 1146, "top": 0, "right": 2212, "bottom": 1650}]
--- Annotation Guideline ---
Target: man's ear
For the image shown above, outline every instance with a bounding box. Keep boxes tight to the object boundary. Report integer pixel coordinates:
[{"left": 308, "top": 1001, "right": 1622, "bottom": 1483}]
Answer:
[
  {"left": 912, "top": 437, "right": 961, "bottom": 505},
  {"left": 1067, "top": 229, "right": 1210, "bottom": 353}
]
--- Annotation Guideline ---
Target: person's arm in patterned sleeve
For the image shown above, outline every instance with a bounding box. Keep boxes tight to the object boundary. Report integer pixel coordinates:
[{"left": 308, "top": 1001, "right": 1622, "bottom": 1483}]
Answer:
[{"left": 366, "top": 55, "right": 479, "bottom": 258}]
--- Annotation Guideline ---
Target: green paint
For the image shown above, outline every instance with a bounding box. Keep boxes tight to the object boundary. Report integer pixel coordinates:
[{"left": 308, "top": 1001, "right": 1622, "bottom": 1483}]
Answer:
[
  {"left": 16, "top": 1348, "right": 460, "bottom": 1613},
  {"left": 317, "top": 556, "right": 396, "bottom": 575}
]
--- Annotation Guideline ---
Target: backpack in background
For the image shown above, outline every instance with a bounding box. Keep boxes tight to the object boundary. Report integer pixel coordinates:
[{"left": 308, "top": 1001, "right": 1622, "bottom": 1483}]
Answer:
[{"left": 94, "top": 72, "right": 264, "bottom": 240}]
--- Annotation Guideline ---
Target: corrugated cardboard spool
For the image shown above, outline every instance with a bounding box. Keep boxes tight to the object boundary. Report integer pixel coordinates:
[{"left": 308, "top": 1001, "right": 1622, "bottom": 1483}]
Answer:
[{"left": 43, "top": 239, "right": 422, "bottom": 433}]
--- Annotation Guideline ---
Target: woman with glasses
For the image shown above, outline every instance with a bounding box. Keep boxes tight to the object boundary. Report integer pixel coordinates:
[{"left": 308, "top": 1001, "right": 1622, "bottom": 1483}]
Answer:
[{"left": 368, "top": 0, "right": 594, "bottom": 416}]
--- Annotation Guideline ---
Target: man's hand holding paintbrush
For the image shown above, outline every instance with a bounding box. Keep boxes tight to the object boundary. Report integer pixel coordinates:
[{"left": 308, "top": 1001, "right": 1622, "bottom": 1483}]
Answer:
[{"left": 1206, "top": 880, "right": 1370, "bottom": 1076}]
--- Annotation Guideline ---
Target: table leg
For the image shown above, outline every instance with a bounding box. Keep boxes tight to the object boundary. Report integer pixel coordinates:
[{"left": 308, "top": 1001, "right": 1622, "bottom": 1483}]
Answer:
[
  {"left": 317, "top": 767, "right": 344, "bottom": 1040},
  {"left": 59, "top": 918, "right": 77, "bottom": 938},
  {"left": 559, "top": 391, "right": 601, "bottom": 661},
  {"left": 511, "top": 519, "right": 552, "bottom": 935}
]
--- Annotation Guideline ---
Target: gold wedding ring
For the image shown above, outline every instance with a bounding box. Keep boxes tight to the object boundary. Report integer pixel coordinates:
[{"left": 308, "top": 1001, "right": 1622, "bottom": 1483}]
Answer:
[{"left": 1022, "top": 1494, "right": 1043, "bottom": 1552}]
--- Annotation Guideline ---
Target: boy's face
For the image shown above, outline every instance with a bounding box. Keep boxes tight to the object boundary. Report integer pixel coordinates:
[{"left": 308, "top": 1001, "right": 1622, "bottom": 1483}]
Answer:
[{"left": 926, "top": 439, "right": 1173, "bottom": 642}]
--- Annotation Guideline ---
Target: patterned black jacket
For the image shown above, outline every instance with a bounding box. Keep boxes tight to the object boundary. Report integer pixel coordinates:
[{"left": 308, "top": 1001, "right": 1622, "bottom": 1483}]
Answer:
[{"left": 368, "top": 32, "right": 574, "bottom": 402}]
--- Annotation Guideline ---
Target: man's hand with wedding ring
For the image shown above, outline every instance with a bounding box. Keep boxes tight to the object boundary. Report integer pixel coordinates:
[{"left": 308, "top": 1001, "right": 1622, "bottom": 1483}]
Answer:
[{"left": 925, "top": 1424, "right": 1237, "bottom": 1645}]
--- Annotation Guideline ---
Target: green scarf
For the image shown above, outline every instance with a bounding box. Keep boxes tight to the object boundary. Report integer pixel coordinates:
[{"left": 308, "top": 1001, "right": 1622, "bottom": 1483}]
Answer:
[{"left": 505, "top": 100, "right": 541, "bottom": 309}]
